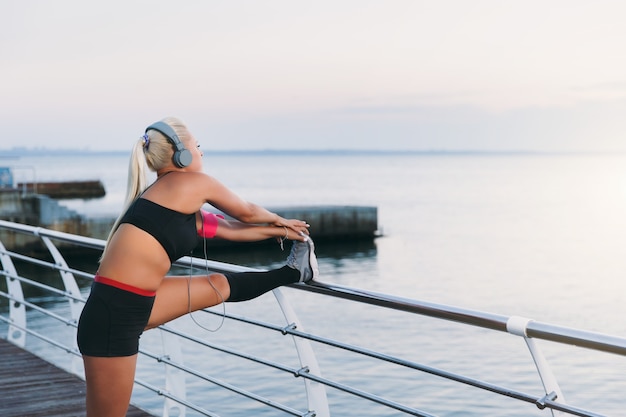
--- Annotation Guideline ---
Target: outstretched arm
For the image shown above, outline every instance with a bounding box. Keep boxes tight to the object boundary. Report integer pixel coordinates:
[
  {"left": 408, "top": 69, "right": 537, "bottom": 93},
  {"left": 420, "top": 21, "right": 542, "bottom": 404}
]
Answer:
[
  {"left": 212, "top": 191, "right": 309, "bottom": 238},
  {"left": 181, "top": 172, "right": 310, "bottom": 237},
  {"left": 213, "top": 217, "right": 308, "bottom": 242}
]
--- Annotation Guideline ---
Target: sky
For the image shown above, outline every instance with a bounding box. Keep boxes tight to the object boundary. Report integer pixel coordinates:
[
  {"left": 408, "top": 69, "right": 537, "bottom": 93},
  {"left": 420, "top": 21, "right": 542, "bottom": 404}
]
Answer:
[{"left": 2, "top": 0, "right": 626, "bottom": 152}]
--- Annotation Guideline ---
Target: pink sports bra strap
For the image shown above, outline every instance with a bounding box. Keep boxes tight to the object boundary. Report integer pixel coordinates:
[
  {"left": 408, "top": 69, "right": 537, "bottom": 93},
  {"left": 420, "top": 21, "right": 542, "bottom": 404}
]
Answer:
[{"left": 198, "top": 210, "right": 224, "bottom": 238}]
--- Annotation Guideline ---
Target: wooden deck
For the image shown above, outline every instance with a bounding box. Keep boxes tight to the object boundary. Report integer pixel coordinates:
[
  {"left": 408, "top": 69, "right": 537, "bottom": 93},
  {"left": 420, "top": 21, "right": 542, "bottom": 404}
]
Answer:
[{"left": 0, "top": 338, "right": 154, "bottom": 417}]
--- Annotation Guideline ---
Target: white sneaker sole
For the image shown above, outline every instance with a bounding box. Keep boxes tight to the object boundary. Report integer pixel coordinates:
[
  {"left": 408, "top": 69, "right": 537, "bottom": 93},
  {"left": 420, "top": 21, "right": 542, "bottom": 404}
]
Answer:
[{"left": 304, "top": 238, "right": 319, "bottom": 282}]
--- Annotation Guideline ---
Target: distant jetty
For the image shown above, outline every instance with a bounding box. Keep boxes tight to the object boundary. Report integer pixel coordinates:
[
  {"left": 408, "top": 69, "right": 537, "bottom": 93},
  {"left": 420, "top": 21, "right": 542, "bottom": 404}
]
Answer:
[{"left": 17, "top": 180, "right": 106, "bottom": 199}]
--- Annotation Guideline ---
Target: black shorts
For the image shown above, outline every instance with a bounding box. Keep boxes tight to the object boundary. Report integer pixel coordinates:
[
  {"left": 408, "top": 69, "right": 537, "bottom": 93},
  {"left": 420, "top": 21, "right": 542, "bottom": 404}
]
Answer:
[{"left": 77, "top": 281, "right": 155, "bottom": 357}]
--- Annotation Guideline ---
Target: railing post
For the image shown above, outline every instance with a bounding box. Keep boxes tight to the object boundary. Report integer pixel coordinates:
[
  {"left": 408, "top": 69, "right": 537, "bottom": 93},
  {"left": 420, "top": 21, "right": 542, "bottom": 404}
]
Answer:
[
  {"left": 0, "top": 240, "right": 27, "bottom": 347},
  {"left": 507, "top": 316, "right": 566, "bottom": 416},
  {"left": 160, "top": 329, "right": 187, "bottom": 417},
  {"left": 273, "top": 287, "right": 330, "bottom": 417},
  {"left": 39, "top": 235, "right": 85, "bottom": 373}
]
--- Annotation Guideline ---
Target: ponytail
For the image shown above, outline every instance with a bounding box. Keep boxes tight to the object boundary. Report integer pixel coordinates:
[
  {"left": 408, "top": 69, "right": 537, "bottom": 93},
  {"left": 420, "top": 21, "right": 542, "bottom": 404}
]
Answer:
[
  {"left": 100, "top": 138, "right": 148, "bottom": 260},
  {"left": 125, "top": 138, "right": 148, "bottom": 206}
]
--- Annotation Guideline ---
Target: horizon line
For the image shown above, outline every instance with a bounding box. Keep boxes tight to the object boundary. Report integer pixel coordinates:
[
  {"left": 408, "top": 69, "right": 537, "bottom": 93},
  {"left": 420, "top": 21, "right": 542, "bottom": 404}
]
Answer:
[{"left": 1, "top": 147, "right": 626, "bottom": 156}]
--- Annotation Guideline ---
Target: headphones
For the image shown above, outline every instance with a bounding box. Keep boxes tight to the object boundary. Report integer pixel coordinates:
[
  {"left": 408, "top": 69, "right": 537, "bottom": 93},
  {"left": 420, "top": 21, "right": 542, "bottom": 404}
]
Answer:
[{"left": 145, "top": 121, "right": 193, "bottom": 168}]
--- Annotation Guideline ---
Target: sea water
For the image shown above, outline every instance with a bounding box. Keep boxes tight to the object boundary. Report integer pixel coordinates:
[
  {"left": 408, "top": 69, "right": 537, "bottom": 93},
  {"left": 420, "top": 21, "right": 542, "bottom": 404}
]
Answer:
[{"left": 2, "top": 151, "right": 626, "bottom": 416}]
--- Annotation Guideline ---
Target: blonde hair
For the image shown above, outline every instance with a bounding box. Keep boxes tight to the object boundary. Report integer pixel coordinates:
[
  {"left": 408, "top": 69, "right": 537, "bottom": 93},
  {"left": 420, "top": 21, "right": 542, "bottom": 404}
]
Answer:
[{"left": 100, "top": 117, "right": 191, "bottom": 260}]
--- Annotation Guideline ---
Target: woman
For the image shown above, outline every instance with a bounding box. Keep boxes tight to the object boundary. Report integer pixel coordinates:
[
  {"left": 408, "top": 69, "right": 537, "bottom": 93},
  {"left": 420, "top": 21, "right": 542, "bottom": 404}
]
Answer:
[{"left": 76, "top": 117, "right": 319, "bottom": 417}]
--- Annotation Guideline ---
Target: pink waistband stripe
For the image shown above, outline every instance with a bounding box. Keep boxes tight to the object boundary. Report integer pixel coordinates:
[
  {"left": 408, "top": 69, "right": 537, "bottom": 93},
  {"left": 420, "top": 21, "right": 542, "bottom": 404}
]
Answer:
[{"left": 94, "top": 275, "right": 157, "bottom": 297}]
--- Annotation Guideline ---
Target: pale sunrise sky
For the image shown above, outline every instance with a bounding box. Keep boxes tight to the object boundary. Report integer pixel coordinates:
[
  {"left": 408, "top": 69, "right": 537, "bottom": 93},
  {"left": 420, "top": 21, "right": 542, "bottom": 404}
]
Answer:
[{"left": 2, "top": 0, "right": 626, "bottom": 151}]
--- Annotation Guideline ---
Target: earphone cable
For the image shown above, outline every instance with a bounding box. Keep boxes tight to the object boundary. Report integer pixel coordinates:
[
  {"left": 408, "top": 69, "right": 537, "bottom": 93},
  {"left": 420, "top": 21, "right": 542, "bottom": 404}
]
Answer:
[{"left": 187, "top": 215, "right": 226, "bottom": 332}]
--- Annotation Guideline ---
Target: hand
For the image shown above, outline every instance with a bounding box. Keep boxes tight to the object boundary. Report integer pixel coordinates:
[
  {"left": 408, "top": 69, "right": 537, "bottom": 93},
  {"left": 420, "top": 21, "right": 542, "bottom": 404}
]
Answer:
[{"left": 274, "top": 218, "right": 310, "bottom": 241}]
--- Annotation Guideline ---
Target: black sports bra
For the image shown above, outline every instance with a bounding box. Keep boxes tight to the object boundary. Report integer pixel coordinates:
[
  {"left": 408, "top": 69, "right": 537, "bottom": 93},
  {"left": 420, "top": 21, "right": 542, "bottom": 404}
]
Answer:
[{"left": 119, "top": 198, "right": 199, "bottom": 262}]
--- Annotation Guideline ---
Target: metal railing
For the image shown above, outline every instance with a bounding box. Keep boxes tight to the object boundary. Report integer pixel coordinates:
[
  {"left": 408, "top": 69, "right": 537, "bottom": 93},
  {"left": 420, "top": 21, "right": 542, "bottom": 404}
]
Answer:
[{"left": 0, "top": 219, "right": 624, "bottom": 417}]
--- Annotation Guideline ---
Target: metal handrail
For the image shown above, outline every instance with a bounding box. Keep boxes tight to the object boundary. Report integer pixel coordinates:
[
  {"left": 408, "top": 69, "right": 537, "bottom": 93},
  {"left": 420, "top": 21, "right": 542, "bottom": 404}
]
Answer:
[
  {"left": 297, "top": 281, "right": 626, "bottom": 357},
  {"left": 1, "top": 219, "right": 624, "bottom": 417}
]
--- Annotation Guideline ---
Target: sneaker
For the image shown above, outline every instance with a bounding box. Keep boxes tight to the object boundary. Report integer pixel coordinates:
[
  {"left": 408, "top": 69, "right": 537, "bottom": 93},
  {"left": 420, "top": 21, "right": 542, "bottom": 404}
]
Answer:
[{"left": 286, "top": 237, "right": 319, "bottom": 283}]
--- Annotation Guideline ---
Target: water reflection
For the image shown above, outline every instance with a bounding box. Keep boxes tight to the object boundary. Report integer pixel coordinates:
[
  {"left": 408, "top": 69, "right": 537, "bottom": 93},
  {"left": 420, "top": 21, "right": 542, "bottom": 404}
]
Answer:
[{"left": 195, "top": 237, "right": 377, "bottom": 270}]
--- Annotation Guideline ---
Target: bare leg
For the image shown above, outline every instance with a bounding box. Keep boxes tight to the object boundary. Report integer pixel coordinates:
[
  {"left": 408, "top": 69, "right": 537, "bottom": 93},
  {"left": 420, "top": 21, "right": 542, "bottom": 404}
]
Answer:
[
  {"left": 80, "top": 274, "right": 230, "bottom": 416},
  {"left": 146, "top": 273, "right": 230, "bottom": 329},
  {"left": 83, "top": 355, "right": 138, "bottom": 417},
  {"left": 147, "top": 266, "right": 302, "bottom": 328}
]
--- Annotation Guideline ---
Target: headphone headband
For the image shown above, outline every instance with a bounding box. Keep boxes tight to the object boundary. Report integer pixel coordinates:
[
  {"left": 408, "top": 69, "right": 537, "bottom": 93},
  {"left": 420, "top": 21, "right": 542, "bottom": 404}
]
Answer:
[{"left": 145, "top": 121, "right": 193, "bottom": 168}]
